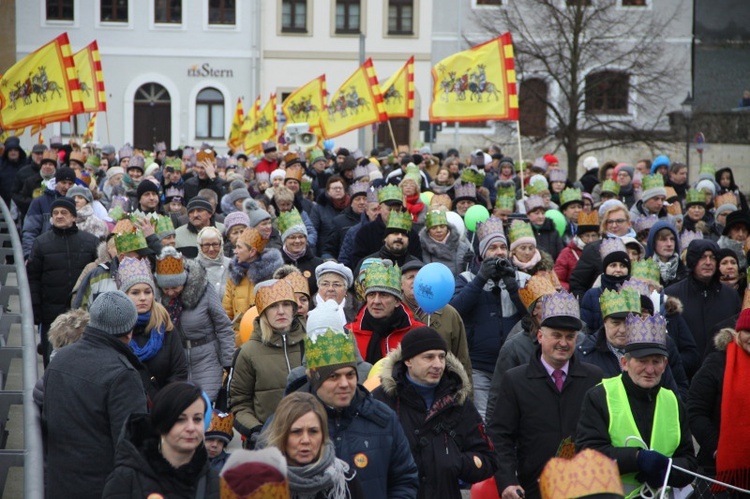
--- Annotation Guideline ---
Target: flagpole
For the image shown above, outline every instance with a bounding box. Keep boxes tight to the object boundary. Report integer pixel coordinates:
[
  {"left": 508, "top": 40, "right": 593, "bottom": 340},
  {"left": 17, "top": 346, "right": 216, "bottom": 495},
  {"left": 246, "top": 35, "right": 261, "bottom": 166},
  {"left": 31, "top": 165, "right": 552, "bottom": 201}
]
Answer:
[
  {"left": 104, "top": 111, "right": 111, "bottom": 144},
  {"left": 515, "top": 121, "right": 525, "bottom": 198},
  {"left": 386, "top": 120, "right": 399, "bottom": 152}
]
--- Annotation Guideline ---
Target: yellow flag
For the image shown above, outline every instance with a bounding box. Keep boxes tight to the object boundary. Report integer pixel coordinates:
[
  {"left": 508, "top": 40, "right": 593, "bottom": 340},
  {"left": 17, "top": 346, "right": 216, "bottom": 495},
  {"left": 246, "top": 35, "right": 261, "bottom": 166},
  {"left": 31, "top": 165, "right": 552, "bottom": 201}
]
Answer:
[
  {"left": 429, "top": 33, "right": 519, "bottom": 123},
  {"left": 227, "top": 97, "right": 244, "bottom": 150},
  {"left": 381, "top": 56, "right": 414, "bottom": 119},
  {"left": 0, "top": 126, "right": 24, "bottom": 144},
  {"left": 282, "top": 75, "right": 327, "bottom": 136},
  {"left": 245, "top": 94, "right": 278, "bottom": 154},
  {"left": 84, "top": 113, "right": 97, "bottom": 142},
  {"left": 241, "top": 96, "right": 261, "bottom": 154},
  {"left": 0, "top": 33, "right": 84, "bottom": 128},
  {"left": 73, "top": 41, "right": 107, "bottom": 113},
  {"left": 320, "top": 59, "right": 388, "bottom": 139}
]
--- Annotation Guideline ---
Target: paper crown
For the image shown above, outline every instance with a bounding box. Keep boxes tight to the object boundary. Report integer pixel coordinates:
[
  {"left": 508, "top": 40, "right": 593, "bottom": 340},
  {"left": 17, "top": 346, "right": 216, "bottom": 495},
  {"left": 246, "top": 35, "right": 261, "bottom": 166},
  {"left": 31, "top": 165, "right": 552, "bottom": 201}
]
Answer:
[
  {"left": 495, "top": 195, "right": 516, "bottom": 211},
  {"left": 284, "top": 166, "right": 304, "bottom": 183},
  {"left": 386, "top": 210, "right": 413, "bottom": 233},
  {"left": 559, "top": 187, "right": 582, "bottom": 207},
  {"left": 300, "top": 175, "right": 312, "bottom": 193},
  {"left": 599, "top": 237, "right": 627, "bottom": 260},
  {"left": 128, "top": 156, "right": 145, "bottom": 170},
  {"left": 496, "top": 185, "right": 516, "bottom": 199},
  {"left": 425, "top": 209, "right": 448, "bottom": 229},
  {"left": 665, "top": 201, "right": 682, "bottom": 216},
  {"left": 540, "top": 290, "right": 581, "bottom": 325},
  {"left": 699, "top": 163, "right": 715, "bottom": 177},
  {"left": 631, "top": 259, "right": 660, "bottom": 283},
  {"left": 255, "top": 279, "right": 296, "bottom": 316},
  {"left": 206, "top": 410, "right": 234, "bottom": 443},
  {"left": 283, "top": 271, "right": 310, "bottom": 297},
  {"left": 118, "top": 145, "right": 133, "bottom": 158},
  {"left": 685, "top": 188, "right": 705, "bottom": 205},
  {"left": 525, "top": 178, "right": 550, "bottom": 195},
  {"left": 431, "top": 193, "right": 452, "bottom": 210},
  {"left": 366, "top": 187, "right": 379, "bottom": 204},
  {"left": 364, "top": 260, "right": 402, "bottom": 297},
  {"left": 155, "top": 246, "right": 185, "bottom": 277},
  {"left": 599, "top": 288, "right": 641, "bottom": 318},
  {"left": 577, "top": 210, "right": 599, "bottom": 229},
  {"left": 453, "top": 181, "right": 477, "bottom": 201},
  {"left": 353, "top": 164, "right": 370, "bottom": 180},
  {"left": 377, "top": 184, "right": 404, "bottom": 204},
  {"left": 679, "top": 229, "right": 702, "bottom": 251},
  {"left": 164, "top": 157, "right": 182, "bottom": 171},
  {"left": 154, "top": 215, "right": 175, "bottom": 236},
  {"left": 309, "top": 148, "right": 324, "bottom": 162},
  {"left": 714, "top": 192, "right": 739, "bottom": 209},
  {"left": 349, "top": 181, "right": 369, "bottom": 198},
  {"left": 277, "top": 208, "right": 305, "bottom": 237},
  {"left": 743, "top": 288, "right": 750, "bottom": 311},
  {"left": 238, "top": 227, "right": 269, "bottom": 253},
  {"left": 402, "top": 165, "right": 422, "bottom": 185},
  {"left": 625, "top": 313, "right": 667, "bottom": 351},
  {"left": 548, "top": 169, "right": 567, "bottom": 183},
  {"left": 112, "top": 219, "right": 148, "bottom": 254},
  {"left": 154, "top": 141, "right": 167, "bottom": 152},
  {"left": 41, "top": 150, "right": 58, "bottom": 164},
  {"left": 219, "top": 448, "right": 289, "bottom": 499},
  {"left": 525, "top": 195, "right": 545, "bottom": 213},
  {"left": 115, "top": 256, "right": 153, "bottom": 291},
  {"left": 621, "top": 277, "right": 652, "bottom": 297},
  {"left": 68, "top": 151, "right": 86, "bottom": 165},
  {"left": 539, "top": 449, "right": 624, "bottom": 499},
  {"left": 460, "top": 168, "right": 485, "bottom": 187},
  {"left": 600, "top": 179, "right": 620, "bottom": 195},
  {"left": 519, "top": 273, "right": 557, "bottom": 311},
  {"left": 509, "top": 220, "right": 534, "bottom": 244},
  {"left": 536, "top": 270, "right": 562, "bottom": 290},
  {"left": 305, "top": 328, "right": 358, "bottom": 370},
  {"left": 164, "top": 185, "right": 184, "bottom": 200},
  {"left": 85, "top": 154, "right": 100, "bottom": 168},
  {"left": 476, "top": 217, "right": 505, "bottom": 242},
  {"left": 633, "top": 215, "right": 660, "bottom": 234},
  {"left": 642, "top": 174, "right": 665, "bottom": 191}
]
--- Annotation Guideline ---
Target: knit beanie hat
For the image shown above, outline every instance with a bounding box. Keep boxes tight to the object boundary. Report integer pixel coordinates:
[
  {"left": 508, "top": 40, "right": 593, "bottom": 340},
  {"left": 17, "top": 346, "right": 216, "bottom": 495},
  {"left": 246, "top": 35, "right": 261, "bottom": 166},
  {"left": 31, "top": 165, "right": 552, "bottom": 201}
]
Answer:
[
  {"left": 582, "top": 156, "right": 599, "bottom": 171},
  {"left": 305, "top": 300, "right": 358, "bottom": 392},
  {"left": 88, "top": 290, "right": 138, "bottom": 336},
  {"left": 614, "top": 163, "right": 634, "bottom": 180},
  {"left": 136, "top": 179, "right": 160, "bottom": 201},
  {"left": 242, "top": 198, "right": 272, "bottom": 227},
  {"left": 399, "top": 326, "right": 448, "bottom": 360},
  {"left": 50, "top": 197, "right": 77, "bottom": 217},
  {"left": 106, "top": 166, "right": 125, "bottom": 180},
  {"left": 115, "top": 257, "right": 155, "bottom": 293},
  {"left": 224, "top": 211, "right": 251, "bottom": 234},
  {"left": 55, "top": 166, "right": 77, "bottom": 184},
  {"left": 187, "top": 197, "right": 213, "bottom": 214},
  {"left": 66, "top": 185, "right": 93, "bottom": 205},
  {"left": 735, "top": 308, "right": 750, "bottom": 332},
  {"left": 695, "top": 179, "right": 716, "bottom": 196},
  {"left": 227, "top": 188, "right": 250, "bottom": 207}
]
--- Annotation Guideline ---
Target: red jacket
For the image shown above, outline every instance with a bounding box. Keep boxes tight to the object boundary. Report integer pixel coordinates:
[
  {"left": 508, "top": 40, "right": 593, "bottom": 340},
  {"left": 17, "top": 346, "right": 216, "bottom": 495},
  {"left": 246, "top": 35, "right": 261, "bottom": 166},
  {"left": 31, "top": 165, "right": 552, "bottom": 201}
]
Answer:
[
  {"left": 255, "top": 157, "right": 278, "bottom": 175},
  {"left": 554, "top": 240, "right": 584, "bottom": 291},
  {"left": 347, "top": 303, "right": 425, "bottom": 362}
]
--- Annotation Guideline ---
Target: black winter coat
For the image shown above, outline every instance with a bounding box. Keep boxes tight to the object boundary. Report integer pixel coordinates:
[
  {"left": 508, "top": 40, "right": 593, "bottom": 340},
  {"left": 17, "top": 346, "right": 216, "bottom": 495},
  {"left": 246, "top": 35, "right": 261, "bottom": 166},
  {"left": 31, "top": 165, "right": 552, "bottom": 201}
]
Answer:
[
  {"left": 350, "top": 215, "right": 422, "bottom": 268},
  {"left": 0, "top": 142, "right": 26, "bottom": 205},
  {"left": 183, "top": 175, "right": 225, "bottom": 211},
  {"left": 531, "top": 218, "right": 563, "bottom": 261},
  {"left": 310, "top": 191, "right": 345, "bottom": 257},
  {"left": 282, "top": 245, "right": 323, "bottom": 296},
  {"left": 131, "top": 324, "right": 188, "bottom": 402},
  {"left": 102, "top": 413, "right": 220, "bottom": 499},
  {"left": 26, "top": 224, "right": 99, "bottom": 324},
  {"left": 579, "top": 169, "right": 599, "bottom": 193},
  {"left": 488, "top": 350, "right": 603, "bottom": 499},
  {"left": 323, "top": 206, "right": 362, "bottom": 260},
  {"left": 372, "top": 350, "right": 498, "bottom": 499},
  {"left": 11, "top": 160, "right": 40, "bottom": 216},
  {"left": 569, "top": 239, "right": 604, "bottom": 300}
]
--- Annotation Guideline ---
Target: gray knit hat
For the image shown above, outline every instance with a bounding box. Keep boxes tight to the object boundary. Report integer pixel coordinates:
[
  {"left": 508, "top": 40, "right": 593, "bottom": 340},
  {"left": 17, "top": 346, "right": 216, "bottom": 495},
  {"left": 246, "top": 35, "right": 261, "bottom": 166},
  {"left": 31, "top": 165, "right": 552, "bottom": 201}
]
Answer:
[
  {"left": 67, "top": 185, "right": 93, "bottom": 205},
  {"left": 227, "top": 188, "right": 250, "bottom": 207},
  {"left": 242, "top": 198, "right": 271, "bottom": 227},
  {"left": 88, "top": 290, "right": 138, "bottom": 336}
]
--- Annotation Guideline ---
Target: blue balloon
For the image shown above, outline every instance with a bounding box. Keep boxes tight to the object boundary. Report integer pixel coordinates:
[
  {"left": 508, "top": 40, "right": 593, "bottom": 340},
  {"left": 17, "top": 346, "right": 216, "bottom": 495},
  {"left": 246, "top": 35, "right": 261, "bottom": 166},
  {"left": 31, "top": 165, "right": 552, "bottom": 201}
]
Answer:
[
  {"left": 323, "top": 139, "right": 335, "bottom": 150},
  {"left": 413, "top": 263, "right": 456, "bottom": 314},
  {"left": 202, "top": 391, "right": 212, "bottom": 431}
]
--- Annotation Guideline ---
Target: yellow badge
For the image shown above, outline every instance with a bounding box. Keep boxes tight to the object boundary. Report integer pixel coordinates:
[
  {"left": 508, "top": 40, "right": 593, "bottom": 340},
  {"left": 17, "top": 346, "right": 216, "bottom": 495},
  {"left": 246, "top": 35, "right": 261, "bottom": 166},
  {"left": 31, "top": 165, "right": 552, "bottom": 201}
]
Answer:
[
  {"left": 303, "top": 270, "right": 312, "bottom": 278},
  {"left": 147, "top": 494, "right": 164, "bottom": 499},
  {"left": 473, "top": 455, "right": 483, "bottom": 468},
  {"left": 353, "top": 453, "right": 368, "bottom": 468}
]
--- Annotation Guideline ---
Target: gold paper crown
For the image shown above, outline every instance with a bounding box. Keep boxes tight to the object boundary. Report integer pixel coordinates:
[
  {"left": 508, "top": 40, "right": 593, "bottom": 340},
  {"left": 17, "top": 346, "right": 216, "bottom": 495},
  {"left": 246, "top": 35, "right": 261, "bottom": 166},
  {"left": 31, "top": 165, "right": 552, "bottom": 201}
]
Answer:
[
  {"left": 377, "top": 184, "right": 403, "bottom": 204},
  {"left": 642, "top": 174, "right": 665, "bottom": 191},
  {"left": 685, "top": 188, "right": 706, "bottom": 205},
  {"left": 601, "top": 179, "right": 620, "bottom": 195},
  {"left": 284, "top": 166, "right": 304, "bottom": 183},
  {"left": 559, "top": 188, "right": 582, "bottom": 207},
  {"left": 425, "top": 209, "right": 448, "bottom": 229},
  {"left": 386, "top": 210, "right": 413, "bottom": 233},
  {"left": 495, "top": 195, "right": 516, "bottom": 211},
  {"left": 576, "top": 210, "right": 599, "bottom": 228},
  {"left": 69, "top": 151, "right": 86, "bottom": 165},
  {"left": 666, "top": 201, "right": 682, "bottom": 216},
  {"left": 430, "top": 193, "right": 452, "bottom": 210},
  {"left": 631, "top": 259, "right": 660, "bottom": 283},
  {"left": 364, "top": 261, "right": 402, "bottom": 296},
  {"left": 255, "top": 280, "right": 296, "bottom": 316},
  {"left": 277, "top": 208, "right": 305, "bottom": 236},
  {"left": 509, "top": 220, "right": 535, "bottom": 244},
  {"left": 599, "top": 288, "right": 641, "bottom": 319},
  {"left": 238, "top": 227, "right": 269, "bottom": 253},
  {"left": 155, "top": 248, "right": 185, "bottom": 276},
  {"left": 283, "top": 271, "right": 310, "bottom": 297},
  {"left": 714, "top": 192, "right": 738, "bottom": 208},
  {"left": 539, "top": 449, "right": 624, "bottom": 499},
  {"left": 112, "top": 219, "right": 148, "bottom": 254},
  {"left": 519, "top": 274, "right": 557, "bottom": 311},
  {"left": 41, "top": 150, "right": 58, "bottom": 163},
  {"left": 206, "top": 410, "right": 234, "bottom": 439}
]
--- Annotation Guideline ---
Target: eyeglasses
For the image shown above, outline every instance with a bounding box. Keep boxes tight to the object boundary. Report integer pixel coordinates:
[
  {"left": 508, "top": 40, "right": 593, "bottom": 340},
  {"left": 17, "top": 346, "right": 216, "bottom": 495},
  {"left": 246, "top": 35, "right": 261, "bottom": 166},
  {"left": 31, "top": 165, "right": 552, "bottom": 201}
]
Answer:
[
  {"left": 200, "top": 243, "right": 220, "bottom": 249},
  {"left": 319, "top": 281, "right": 345, "bottom": 289},
  {"left": 605, "top": 219, "right": 627, "bottom": 226},
  {"left": 329, "top": 185, "right": 345, "bottom": 191}
]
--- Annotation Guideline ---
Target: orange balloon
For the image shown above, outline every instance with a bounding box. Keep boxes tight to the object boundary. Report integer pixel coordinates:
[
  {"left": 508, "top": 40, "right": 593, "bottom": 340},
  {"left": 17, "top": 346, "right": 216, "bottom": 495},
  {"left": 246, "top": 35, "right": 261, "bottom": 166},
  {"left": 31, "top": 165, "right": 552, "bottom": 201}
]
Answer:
[{"left": 238, "top": 306, "right": 259, "bottom": 345}]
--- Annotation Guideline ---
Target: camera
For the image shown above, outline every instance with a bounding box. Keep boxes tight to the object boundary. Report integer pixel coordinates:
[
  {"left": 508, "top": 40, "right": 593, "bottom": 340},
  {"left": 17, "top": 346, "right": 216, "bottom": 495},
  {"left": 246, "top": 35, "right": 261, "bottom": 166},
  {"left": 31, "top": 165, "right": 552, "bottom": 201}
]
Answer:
[{"left": 495, "top": 258, "right": 515, "bottom": 277}]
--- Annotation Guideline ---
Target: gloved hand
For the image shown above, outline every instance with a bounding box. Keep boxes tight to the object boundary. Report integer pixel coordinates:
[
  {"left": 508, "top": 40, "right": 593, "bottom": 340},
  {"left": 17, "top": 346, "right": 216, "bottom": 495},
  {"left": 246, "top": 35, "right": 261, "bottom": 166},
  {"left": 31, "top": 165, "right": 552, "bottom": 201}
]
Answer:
[
  {"left": 636, "top": 450, "right": 670, "bottom": 488},
  {"left": 477, "top": 258, "right": 498, "bottom": 283},
  {"left": 502, "top": 274, "right": 519, "bottom": 293}
]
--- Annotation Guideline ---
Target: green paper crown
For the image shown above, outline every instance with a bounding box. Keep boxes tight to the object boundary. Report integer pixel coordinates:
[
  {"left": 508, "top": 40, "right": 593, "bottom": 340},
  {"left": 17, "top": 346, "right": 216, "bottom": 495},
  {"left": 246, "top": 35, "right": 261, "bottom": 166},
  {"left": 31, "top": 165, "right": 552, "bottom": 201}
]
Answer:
[
  {"left": 114, "top": 227, "right": 148, "bottom": 254},
  {"left": 277, "top": 208, "right": 305, "bottom": 235},
  {"left": 85, "top": 155, "right": 100, "bottom": 168},
  {"left": 108, "top": 205, "right": 126, "bottom": 221},
  {"left": 309, "top": 149, "right": 324, "bottom": 161},
  {"left": 642, "top": 175, "right": 664, "bottom": 191},
  {"left": 631, "top": 259, "right": 660, "bottom": 283},
  {"left": 365, "top": 261, "right": 402, "bottom": 295},
  {"left": 164, "top": 157, "right": 182, "bottom": 171},
  {"left": 425, "top": 209, "right": 448, "bottom": 228},
  {"left": 403, "top": 165, "right": 421, "bottom": 185},
  {"left": 685, "top": 188, "right": 705, "bottom": 205},
  {"left": 599, "top": 288, "right": 641, "bottom": 319},
  {"left": 495, "top": 195, "right": 516, "bottom": 211},
  {"left": 515, "top": 161, "right": 525, "bottom": 173},
  {"left": 386, "top": 210, "right": 413, "bottom": 233},
  {"left": 461, "top": 168, "right": 485, "bottom": 187},
  {"left": 305, "top": 328, "right": 357, "bottom": 370},
  {"left": 525, "top": 178, "right": 549, "bottom": 195},
  {"left": 699, "top": 163, "right": 715, "bottom": 176},
  {"left": 560, "top": 188, "right": 582, "bottom": 207},
  {"left": 378, "top": 184, "right": 404, "bottom": 204},
  {"left": 509, "top": 220, "right": 535, "bottom": 244},
  {"left": 497, "top": 185, "right": 515, "bottom": 198},
  {"left": 154, "top": 215, "right": 175, "bottom": 236},
  {"left": 601, "top": 180, "right": 620, "bottom": 195},
  {"left": 301, "top": 177, "right": 312, "bottom": 193}
]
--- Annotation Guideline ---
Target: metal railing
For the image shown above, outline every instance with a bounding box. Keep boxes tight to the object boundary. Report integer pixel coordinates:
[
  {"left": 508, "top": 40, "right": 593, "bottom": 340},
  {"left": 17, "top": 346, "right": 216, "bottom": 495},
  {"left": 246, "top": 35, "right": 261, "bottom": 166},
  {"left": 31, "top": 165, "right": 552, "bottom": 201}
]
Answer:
[{"left": 0, "top": 198, "right": 43, "bottom": 499}]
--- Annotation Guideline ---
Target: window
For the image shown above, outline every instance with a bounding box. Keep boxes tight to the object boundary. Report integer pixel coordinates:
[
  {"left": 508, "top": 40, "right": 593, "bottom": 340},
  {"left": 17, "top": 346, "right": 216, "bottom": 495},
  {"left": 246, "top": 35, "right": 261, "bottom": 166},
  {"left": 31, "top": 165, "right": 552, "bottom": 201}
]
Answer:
[
  {"left": 476, "top": 0, "right": 502, "bottom": 4},
  {"left": 196, "top": 88, "right": 225, "bottom": 139},
  {"left": 388, "top": 0, "right": 413, "bottom": 35},
  {"left": 209, "top": 0, "right": 235, "bottom": 25},
  {"left": 519, "top": 78, "right": 548, "bottom": 136},
  {"left": 336, "top": 0, "right": 360, "bottom": 34},
  {"left": 61, "top": 114, "right": 88, "bottom": 137},
  {"left": 566, "top": 0, "right": 591, "bottom": 5},
  {"left": 100, "top": 0, "right": 127, "bottom": 22},
  {"left": 585, "top": 71, "right": 629, "bottom": 114},
  {"left": 155, "top": 0, "right": 182, "bottom": 24},
  {"left": 47, "top": 0, "right": 74, "bottom": 20},
  {"left": 281, "top": 0, "right": 307, "bottom": 33},
  {"left": 621, "top": 0, "right": 647, "bottom": 5},
  {"left": 445, "top": 121, "right": 489, "bottom": 128}
]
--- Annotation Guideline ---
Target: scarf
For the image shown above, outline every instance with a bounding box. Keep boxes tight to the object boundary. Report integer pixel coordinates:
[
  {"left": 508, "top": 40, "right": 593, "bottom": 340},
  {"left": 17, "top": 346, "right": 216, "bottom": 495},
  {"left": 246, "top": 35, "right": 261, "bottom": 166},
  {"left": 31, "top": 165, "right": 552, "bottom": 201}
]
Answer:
[
  {"left": 331, "top": 194, "right": 350, "bottom": 211},
  {"left": 512, "top": 250, "right": 542, "bottom": 271},
  {"left": 283, "top": 245, "right": 307, "bottom": 262},
  {"left": 130, "top": 312, "right": 166, "bottom": 362},
  {"left": 573, "top": 235, "right": 586, "bottom": 251},
  {"left": 286, "top": 442, "right": 351, "bottom": 499},
  {"left": 714, "top": 341, "right": 750, "bottom": 492},
  {"left": 361, "top": 306, "right": 409, "bottom": 364},
  {"left": 653, "top": 254, "right": 678, "bottom": 284},
  {"left": 166, "top": 297, "right": 184, "bottom": 328},
  {"left": 605, "top": 228, "right": 636, "bottom": 239},
  {"left": 404, "top": 193, "right": 424, "bottom": 222}
]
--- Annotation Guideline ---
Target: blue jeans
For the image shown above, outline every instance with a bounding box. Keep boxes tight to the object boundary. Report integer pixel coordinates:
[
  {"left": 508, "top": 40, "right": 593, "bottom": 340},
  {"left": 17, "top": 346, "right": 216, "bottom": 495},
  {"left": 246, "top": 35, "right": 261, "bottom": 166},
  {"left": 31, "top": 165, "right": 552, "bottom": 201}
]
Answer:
[{"left": 472, "top": 369, "right": 492, "bottom": 421}]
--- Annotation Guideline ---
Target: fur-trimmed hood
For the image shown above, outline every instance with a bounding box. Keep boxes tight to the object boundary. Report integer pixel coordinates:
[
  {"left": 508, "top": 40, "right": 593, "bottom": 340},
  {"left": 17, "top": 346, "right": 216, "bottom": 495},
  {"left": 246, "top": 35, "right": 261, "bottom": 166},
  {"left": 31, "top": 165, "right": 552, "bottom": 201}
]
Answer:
[
  {"left": 227, "top": 248, "right": 283, "bottom": 285},
  {"left": 160, "top": 258, "right": 207, "bottom": 309},
  {"left": 378, "top": 346, "right": 471, "bottom": 405},
  {"left": 714, "top": 328, "right": 735, "bottom": 352},
  {"left": 663, "top": 295, "right": 683, "bottom": 316}
]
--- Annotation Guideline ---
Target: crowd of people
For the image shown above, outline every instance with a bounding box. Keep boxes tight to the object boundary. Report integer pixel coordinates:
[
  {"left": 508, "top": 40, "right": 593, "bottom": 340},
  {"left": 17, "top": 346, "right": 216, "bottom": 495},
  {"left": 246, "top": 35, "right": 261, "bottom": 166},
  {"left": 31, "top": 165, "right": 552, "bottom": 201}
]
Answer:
[{"left": 2, "top": 134, "right": 750, "bottom": 498}]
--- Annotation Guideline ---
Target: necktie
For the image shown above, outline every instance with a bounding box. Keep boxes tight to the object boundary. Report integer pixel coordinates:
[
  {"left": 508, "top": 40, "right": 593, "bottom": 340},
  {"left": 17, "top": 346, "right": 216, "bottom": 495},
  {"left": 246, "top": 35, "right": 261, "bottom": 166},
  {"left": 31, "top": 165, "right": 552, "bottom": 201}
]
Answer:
[{"left": 552, "top": 369, "right": 564, "bottom": 392}]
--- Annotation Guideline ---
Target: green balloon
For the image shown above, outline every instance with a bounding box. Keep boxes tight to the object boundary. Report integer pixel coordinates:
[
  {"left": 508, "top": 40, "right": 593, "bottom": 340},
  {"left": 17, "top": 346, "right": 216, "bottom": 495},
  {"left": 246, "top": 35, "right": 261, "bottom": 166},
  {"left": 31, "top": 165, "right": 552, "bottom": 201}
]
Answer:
[
  {"left": 420, "top": 191, "right": 434, "bottom": 205},
  {"left": 545, "top": 209, "right": 567, "bottom": 238},
  {"left": 464, "top": 205, "right": 490, "bottom": 232}
]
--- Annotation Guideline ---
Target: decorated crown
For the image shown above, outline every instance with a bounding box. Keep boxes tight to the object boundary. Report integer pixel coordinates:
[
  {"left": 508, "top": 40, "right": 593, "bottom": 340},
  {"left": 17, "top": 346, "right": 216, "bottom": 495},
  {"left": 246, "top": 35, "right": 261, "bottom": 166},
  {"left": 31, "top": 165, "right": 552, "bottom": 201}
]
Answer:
[
  {"left": 539, "top": 449, "right": 624, "bottom": 499},
  {"left": 164, "top": 157, "right": 182, "bottom": 171},
  {"left": 536, "top": 270, "right": 562, "bottom": 291},
  {"left": 577, "top": 210, "right": 599, "bottom": 228},
  {"left": 714, "top": 192, "right": 738, "bottom": 209},
  {"left": 631, "top": 259, "right": 660, "bottom": 283},
  {"left": 283, "top": 271, "right": 310, "bottom": 297},
  {"left": 41, "top": 150, "right": 58, "bottom": 164},
  {"left": 112, "top": 219, "right": 148, "bottom": 254},
  {"left": 377, "top": 184, "right": 404, "bottom": 204},
  {"left": 305, "top": 328, "right": 358, "bottom": 370},
  {"left": 699, "top": 163, "right": 715, "bottom": 178},
  {"left": 425, "top": 209, "right": 448, "bottom": 229},
  {"left": 633, "top": 215, "right": 660, "bottom": 234},
  {"left": 548, "top": 169, "right": 567, "bottom": 183},
  {"left": 108, "top": 205, "right": 127, "bottom": 222},
  {"left": 154, "top": 215, "right": 175, "bottom": 237},
  {"left": 69, "top": 151, "right": 86, "bottom": 165},
  {"left": 540, "top": 290, "right": 580, "bottom": 324},
  {"left": 509, "top": 220, "right": 534, "bottom": 244},
  {"left": 666, "top": 201, "right": 682, "bottom": 216},
  {"left": 600, "top": 288, "right": 641, "bottom": 318},
  {"left": 525, "top": 178, "right": 549, "bottom": 195},
  {"left": 118, "top": 144, "right": 134, "bottom": 158},
  {"left": 495, "top": 195, "right": 516, "bottom": 211},
  {"left": 476, "top": 217, "right": 505, "bottom": 242},
  {"left": 559, "top": 187, "right": 582, "bottom": 207},
  {"left": 206, "top": 410, "right": 234, "bottom": 441},
  {"left": 685, "top": 188, "right": 705, "bottom": 205},
  {"left": 115, "top": 257, "right": 153, "bottom": 291},
  {"left": 386, "top": 210, "right": 413, "bottom": 233},
  {"left": 353, "top": 165, "right": 370, "bottom": 180},
  {"left": 284, "top": 166, "right": 304, "bottom": 183},
  {"left": 519, "top": 274, "right": 557, "bottom": 311},
  {"left": 460, "top": 168, "right": 485, "bottom": 187},
  {"left": 621, "top": 277, "right": 652, "bottom": 297},
  {"left": 301, "top": 175, "right": 313, "bottom": 193},
  {"left": 599, "top": 237, "right": 627, "bottom": 260},
  {"left": 238, "top": 227, "right": 269, "bottom": 253},
  {"left": 680, "top": 230, "right": 703, "bottom": 251},
  {"left": 600, "top": 179, "right": 620, "bottom": 195},
  {"left": 431, "top": 193, "right": 452, "bottom": 210},
  {"left": 402, "top": 165, "right": 422, "bottom": 185},
  {"left": 524, "top": 195, "right": 545, "bottom": 213},
  {"left": 625, "top": 313, "right": 667, "bottom": 350},
  {"left": 128, "top": 156, "right": 145, "bottom": 170},
  {"left": 255, "top": 279, "right": 296, "bottom": 315},
  {"left": 364, "top": 260, "right": 402, "bottom": 297},
  {"left": 496, "top": 185, "right": 515, "bottom": 199},
  {"left": 366, "top": 187, "right": 379, "bottom": 204},
  {"left": 155, "top": 246, "right": 185, "bottom": 276},
  {"left": 349, "top": 181, "right": 369, "bottom": 198},
  {"left": 164, "top": 185, "right": 184, "bottom": 200},
  {"left": 453, "top": 181, "right": 477, "bottom": 200},
  {"left": 85, "top": 154, "right": 100, "bottom": 168},
  {"left": 154, "top": 141, "right": 166, "bottom": 152},
  {"left": 277, "top": 208, "right": 305, "bottom": 236},
  {"left": 642, "top": 174, "right": 665, "bottom": 191},
  {"left": 309, "top": 148, "right": 324, "bottom": 162}
]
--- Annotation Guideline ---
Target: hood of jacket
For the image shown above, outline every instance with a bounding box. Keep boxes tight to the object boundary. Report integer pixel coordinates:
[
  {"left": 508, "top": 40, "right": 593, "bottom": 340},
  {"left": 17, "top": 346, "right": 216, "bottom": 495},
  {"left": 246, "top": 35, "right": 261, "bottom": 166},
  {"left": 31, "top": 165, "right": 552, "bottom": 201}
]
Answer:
[
  {"left": 663, "top": 295, "right": 683, "bottom": 316},
  {"left": 715, "top": 167, "right": 738, "bottom": 191},
  {"left": 418, "top": 222, "right": 463, "bottom": 256},
  {"left": 713, "top": 327, "right": 735, "bottom": 352},
  {"left": 685, "top": 239, "right": 720, "bottom": 275},
  {"left": 378, "top": 345, "right": 471, "bottom": 405},
  {"left": 228, "top": 248, "right": 283, "bottom": 285},
  {"left": 645, "top": 220, "right": 679, "bottom": 258}
]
